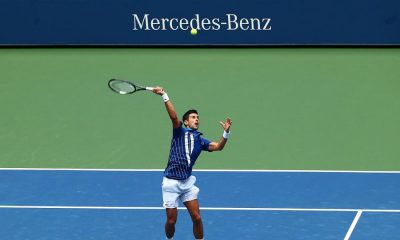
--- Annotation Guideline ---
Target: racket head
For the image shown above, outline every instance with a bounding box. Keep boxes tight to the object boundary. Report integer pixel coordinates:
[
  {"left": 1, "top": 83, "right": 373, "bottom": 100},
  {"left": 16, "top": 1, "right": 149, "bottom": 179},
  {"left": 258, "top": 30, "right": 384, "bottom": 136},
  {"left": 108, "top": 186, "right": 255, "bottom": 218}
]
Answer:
[{"left": 108, "top": 79, "right": 138, "bottom": 95}]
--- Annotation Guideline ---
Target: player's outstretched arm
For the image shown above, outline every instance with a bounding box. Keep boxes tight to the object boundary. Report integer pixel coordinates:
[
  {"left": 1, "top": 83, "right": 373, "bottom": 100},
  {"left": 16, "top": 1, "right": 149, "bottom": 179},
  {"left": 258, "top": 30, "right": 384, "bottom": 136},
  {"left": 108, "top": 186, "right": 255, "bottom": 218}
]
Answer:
[
  {"left": 152, "top": 86, "right": 180, "bottom": 128},
  {"left": 208, "top": 118, "right": 232, "bottom": 151}
]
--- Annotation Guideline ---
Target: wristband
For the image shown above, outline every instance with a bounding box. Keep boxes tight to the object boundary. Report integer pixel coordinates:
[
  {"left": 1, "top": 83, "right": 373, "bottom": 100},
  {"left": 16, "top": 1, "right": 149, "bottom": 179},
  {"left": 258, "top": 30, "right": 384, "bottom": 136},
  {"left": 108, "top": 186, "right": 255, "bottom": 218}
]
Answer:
[
  {"left": 162, "top": 93, "right": 170, "bottom": 102},
  {"left": 222, "top": 130, "right": 230, "bottom": 139}
]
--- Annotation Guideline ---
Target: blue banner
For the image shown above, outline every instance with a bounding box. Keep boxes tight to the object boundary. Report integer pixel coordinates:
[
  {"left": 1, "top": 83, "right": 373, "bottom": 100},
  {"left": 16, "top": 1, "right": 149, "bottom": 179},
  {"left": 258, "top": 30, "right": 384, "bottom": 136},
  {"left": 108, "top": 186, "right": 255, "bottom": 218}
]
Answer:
[{"left": 0, "top": 0, "right": 399, "bottom": 45}]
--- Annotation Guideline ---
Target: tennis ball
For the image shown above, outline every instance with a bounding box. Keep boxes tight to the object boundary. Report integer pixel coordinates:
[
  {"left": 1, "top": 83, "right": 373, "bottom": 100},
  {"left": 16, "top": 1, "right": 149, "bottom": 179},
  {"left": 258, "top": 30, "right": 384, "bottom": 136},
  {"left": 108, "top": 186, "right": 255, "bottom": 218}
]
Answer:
[{"left": 190, "top": 28, "right": 198, "bottom": 35}]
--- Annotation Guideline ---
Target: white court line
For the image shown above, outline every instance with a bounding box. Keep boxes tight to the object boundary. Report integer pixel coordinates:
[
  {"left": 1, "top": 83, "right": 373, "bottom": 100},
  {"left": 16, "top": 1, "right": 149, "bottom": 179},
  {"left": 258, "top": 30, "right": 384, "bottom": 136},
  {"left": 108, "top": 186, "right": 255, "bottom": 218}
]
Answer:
[
  {"left": 0, "top": 168, "right": 399, "bottom": 174},
  {"left": 344, "top": 210, "right": 363, "bottom": 240},
  {"left": 0, "top": 205, "right": 399, "bottom": 213}
]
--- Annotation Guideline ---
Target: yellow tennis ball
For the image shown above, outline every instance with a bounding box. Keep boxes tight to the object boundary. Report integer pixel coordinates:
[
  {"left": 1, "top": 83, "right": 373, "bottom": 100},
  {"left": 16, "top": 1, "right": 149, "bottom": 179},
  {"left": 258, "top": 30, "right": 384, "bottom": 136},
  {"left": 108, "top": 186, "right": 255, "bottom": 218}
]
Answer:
[{"left": 190, "top": 28, "right": 198, "bottom": 35}]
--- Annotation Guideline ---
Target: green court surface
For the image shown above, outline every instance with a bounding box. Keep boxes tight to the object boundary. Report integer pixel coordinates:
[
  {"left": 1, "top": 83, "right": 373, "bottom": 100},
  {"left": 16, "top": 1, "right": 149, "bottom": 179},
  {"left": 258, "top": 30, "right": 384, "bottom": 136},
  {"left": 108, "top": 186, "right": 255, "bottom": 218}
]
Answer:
[{"left": 0, "top": 48, "right": 399, "bottom": 170}]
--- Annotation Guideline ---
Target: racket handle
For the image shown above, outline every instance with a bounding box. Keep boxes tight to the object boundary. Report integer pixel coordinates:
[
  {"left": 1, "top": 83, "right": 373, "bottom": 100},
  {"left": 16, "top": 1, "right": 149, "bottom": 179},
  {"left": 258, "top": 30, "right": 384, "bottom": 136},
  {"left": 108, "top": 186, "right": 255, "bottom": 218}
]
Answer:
[{"left": 146, "top": 87, "right": 154, "bottom": 91}]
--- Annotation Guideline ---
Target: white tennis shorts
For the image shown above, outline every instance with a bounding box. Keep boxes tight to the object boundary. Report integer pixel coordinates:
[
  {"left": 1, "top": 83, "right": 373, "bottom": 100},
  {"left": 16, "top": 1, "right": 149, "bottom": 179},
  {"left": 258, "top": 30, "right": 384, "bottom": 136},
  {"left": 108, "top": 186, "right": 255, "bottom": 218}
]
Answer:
[{"left": 162, "top": 175, "right": 199, "bottom": 208}]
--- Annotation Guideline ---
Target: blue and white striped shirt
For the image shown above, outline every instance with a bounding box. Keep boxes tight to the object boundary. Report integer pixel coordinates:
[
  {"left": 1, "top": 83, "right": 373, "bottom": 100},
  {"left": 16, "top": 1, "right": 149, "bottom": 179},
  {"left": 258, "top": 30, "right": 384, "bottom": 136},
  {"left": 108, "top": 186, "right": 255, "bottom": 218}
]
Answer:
[{"left": 164, "top": 124, "right": 211, "bottom": 180}]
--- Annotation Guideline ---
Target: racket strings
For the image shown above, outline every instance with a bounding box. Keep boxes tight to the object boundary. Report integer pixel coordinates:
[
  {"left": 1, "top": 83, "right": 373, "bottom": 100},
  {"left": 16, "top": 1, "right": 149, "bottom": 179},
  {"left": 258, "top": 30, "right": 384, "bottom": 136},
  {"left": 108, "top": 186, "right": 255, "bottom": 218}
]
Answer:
[{"left": 109, "top": 79, "right": 137, "bottom": 94}]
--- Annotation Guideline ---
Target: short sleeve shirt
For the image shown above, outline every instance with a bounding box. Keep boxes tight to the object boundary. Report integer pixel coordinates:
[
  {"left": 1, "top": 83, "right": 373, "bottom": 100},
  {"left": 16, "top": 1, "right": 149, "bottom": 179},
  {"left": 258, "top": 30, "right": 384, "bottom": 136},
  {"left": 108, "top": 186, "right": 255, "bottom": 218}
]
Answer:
[{"left": 164, "top": 124, "right": 211, "bottom": 180}]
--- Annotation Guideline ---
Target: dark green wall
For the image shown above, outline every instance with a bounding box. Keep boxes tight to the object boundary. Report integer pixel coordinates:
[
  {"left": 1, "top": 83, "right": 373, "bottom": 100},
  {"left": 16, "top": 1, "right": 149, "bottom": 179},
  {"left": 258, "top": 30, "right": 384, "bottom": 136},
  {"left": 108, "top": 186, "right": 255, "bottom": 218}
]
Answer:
[{"left": 1, "top": 48, "right": 399, "bottom": 170}]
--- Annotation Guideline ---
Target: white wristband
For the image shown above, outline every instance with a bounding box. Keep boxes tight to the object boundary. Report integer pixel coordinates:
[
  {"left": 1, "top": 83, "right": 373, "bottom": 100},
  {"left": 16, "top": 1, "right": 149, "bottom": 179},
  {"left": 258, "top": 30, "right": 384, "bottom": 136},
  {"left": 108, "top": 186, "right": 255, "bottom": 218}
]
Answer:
[
  {"left": 222, "top": 130, "right": 230, "bottom": 139},
  {"left": 162, "top": 93, "right": 170, "bottom": 102}
]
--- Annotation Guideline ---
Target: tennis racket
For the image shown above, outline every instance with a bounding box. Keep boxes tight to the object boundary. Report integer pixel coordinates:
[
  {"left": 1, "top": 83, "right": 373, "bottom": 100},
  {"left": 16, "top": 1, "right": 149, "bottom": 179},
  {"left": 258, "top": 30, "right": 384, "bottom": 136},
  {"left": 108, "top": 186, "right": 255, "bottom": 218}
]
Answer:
[{"left": 108, "top": 79, "right": 154, "bottom": 95}]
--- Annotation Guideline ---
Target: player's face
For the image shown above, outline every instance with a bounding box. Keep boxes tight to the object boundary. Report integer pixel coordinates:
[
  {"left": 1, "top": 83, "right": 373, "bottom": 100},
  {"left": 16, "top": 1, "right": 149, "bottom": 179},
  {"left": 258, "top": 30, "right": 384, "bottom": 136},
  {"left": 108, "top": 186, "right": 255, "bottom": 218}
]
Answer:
[{"left": 185, "top": 113, "right": 199, "bottom": 130}]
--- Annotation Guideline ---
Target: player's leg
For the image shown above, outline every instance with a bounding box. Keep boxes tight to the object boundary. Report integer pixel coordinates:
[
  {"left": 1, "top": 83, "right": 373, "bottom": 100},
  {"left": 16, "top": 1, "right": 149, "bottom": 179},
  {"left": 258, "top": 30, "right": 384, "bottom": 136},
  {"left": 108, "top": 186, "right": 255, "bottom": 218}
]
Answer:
[
  {"left": 162, "top": 177, "right": 181, "bottom": 239},
  {"left": 184, "top": 199, "right": 204, "bottom": 239},
  {"left": 165, "top": 207, "right": 178, "bottom": 239},
  {"left": 180, "top": 176, "right": 203, "bottom": 239}
]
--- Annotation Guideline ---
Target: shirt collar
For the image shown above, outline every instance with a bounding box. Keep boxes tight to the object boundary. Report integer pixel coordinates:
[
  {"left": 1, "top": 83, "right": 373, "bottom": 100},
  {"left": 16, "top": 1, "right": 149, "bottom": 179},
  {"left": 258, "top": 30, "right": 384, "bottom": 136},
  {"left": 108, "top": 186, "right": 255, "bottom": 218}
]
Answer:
[{"left": 183, "top": 127, "right": 203, "bottom": 135}]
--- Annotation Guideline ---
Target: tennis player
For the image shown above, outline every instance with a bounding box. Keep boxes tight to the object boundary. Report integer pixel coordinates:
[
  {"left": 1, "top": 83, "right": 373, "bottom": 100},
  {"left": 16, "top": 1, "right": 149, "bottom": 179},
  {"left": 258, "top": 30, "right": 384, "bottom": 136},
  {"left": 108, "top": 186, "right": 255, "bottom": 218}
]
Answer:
[{"left": 152, "top": 87, "right": 232, "bottom": 240}]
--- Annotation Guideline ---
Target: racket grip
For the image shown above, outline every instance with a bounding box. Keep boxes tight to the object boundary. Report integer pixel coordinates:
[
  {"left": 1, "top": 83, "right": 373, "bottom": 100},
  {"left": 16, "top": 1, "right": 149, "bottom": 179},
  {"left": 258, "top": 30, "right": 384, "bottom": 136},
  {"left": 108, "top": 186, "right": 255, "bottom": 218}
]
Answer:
[{"left": 146, "top": 87, "right": 154, "bottom": 91}]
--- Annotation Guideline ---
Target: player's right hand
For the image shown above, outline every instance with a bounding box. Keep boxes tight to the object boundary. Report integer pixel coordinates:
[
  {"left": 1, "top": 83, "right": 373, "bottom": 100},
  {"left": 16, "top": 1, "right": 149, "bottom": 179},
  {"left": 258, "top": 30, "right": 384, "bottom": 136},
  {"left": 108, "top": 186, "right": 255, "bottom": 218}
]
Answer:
[{"left": 152, "top": 86, "right": 165, "bottom": 96}]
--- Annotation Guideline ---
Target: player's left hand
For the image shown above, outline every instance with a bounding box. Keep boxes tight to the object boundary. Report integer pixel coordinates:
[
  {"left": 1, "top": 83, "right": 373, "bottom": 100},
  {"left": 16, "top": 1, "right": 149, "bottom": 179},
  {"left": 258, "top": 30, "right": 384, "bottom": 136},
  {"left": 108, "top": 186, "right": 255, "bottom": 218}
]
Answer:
[{"left": 220, "top": 118, "right": 232, "bottom": 132}]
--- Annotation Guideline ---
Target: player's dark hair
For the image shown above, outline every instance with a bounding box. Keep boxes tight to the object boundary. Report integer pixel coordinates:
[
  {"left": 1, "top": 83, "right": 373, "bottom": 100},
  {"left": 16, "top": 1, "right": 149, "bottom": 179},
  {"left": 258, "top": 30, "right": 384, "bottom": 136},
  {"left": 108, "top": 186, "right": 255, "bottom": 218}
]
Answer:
[{"left": 182, "top": 109, "right": 198, "bottom": 126}]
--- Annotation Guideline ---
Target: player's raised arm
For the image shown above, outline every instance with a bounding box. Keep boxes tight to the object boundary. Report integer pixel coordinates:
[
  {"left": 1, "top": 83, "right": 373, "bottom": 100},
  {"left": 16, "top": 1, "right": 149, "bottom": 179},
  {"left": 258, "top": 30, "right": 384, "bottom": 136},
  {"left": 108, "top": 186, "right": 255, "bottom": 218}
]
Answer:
[
  {"left": 152, "top": 86, "right": 180, "bottom": 128},
  {"left": 208, "top": 118, "right": 232, "bottom": 151}
]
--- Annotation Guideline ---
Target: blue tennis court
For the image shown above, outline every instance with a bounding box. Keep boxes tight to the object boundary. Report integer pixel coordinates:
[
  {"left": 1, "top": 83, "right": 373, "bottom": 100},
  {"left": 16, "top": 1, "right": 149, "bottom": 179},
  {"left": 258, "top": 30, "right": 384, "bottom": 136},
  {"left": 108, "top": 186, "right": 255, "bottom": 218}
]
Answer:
[{"left": 0, "top": 169, "right": 399, "bottom": 239}]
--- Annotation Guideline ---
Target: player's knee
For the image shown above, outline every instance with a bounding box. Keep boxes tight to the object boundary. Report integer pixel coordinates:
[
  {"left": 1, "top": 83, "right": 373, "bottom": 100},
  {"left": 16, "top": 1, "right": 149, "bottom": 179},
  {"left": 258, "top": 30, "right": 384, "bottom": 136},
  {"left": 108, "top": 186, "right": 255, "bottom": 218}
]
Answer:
[
  {"left": 191, "top": 213, "right": 202, "bottom": 223},
  {"left": 167, "top": 219, "right": 176, "bottom": 226},
  {"left": 166, "top": 215, "right": 177, "bottom": 226}
]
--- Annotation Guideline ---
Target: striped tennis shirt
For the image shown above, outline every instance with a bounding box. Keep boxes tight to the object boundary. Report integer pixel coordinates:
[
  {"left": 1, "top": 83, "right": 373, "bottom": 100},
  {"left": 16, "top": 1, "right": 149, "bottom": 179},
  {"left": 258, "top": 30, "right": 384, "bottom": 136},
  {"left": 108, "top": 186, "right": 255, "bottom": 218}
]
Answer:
[{"left": 164, "top": 123, "right": 211, "bottom": 180}]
